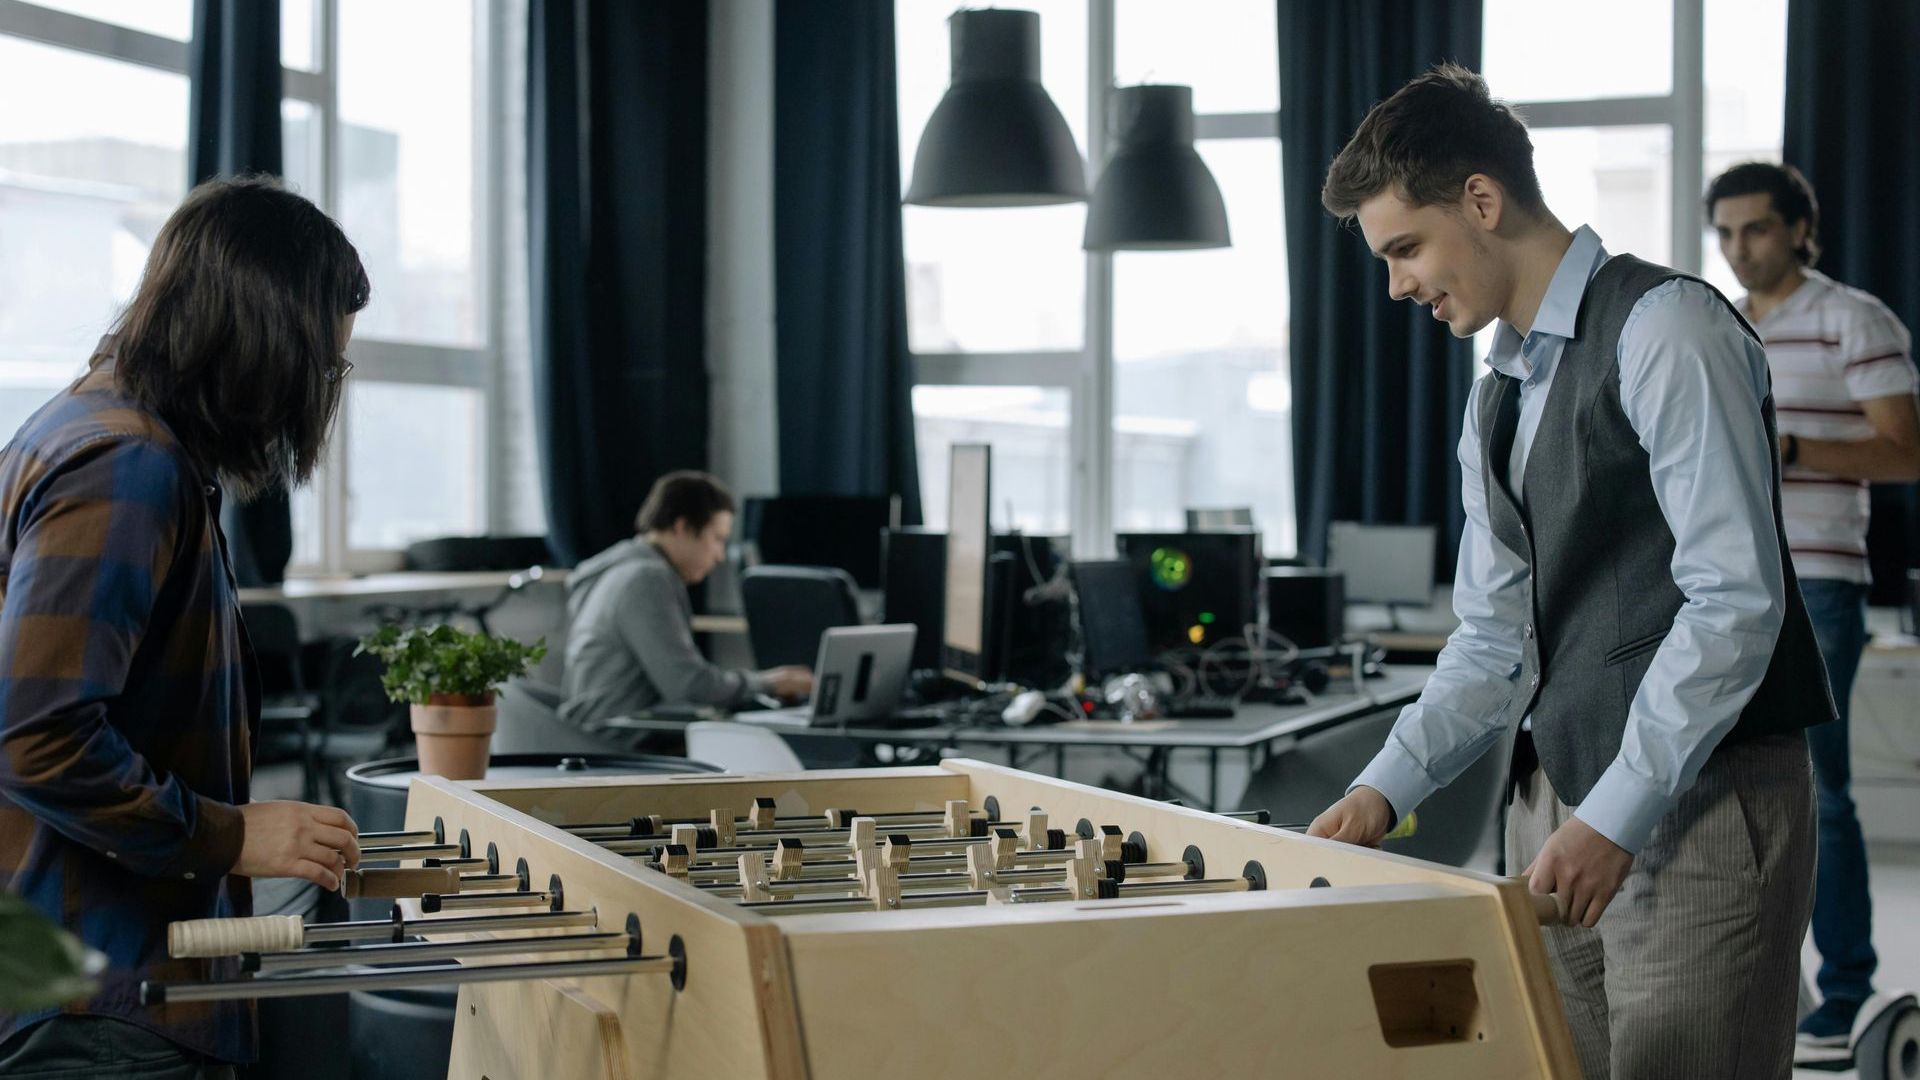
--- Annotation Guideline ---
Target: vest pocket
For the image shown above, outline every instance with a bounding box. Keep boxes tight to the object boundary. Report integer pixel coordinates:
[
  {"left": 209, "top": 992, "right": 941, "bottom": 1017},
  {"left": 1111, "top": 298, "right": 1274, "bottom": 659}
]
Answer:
[{"left": 1602, "top": 628, "right": 1670, "bottom": 666}]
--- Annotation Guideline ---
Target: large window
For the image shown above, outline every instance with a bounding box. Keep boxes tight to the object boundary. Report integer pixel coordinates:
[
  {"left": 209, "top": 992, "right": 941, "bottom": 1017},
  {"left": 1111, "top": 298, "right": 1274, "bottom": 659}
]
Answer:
[
  {"left": 898, "top": 0, "right": 1295, "bottom": 555},
  {"left": 285, "top": 0, "right": 499, "bottom": 570},
  {"left": 1482, "top": 0, "right": 1788, "bottom": 294},
  {"left": 0, "top": 6, "right": 189, "bottom": 441},
  {"left": 0, "top": 0, "right": 516, "bottom": 573}
]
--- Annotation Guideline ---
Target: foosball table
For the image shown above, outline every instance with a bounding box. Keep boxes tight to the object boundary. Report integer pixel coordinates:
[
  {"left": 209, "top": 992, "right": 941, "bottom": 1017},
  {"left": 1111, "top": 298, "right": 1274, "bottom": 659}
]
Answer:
[{"left": 148, "top": 760, "right": 1580, "bottom": 1077}]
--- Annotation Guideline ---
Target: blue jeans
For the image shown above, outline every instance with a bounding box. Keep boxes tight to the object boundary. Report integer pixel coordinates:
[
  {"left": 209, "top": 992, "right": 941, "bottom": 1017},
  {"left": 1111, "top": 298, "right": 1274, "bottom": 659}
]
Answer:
[{"left": 1799, "top": 577, "right": 1877, "bottom": 1005}]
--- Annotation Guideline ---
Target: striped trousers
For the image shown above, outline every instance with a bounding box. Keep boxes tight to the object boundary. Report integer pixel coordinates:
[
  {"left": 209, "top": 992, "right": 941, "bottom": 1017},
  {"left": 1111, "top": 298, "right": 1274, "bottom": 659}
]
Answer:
[{"left": 1506, "top": 732, "right": 1815, "bottom": 1079}]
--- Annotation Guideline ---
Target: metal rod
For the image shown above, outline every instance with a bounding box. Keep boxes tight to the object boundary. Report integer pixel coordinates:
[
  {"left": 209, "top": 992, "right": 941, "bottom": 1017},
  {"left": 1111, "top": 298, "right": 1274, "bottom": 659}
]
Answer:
[
  {"left": 246, "top": 931, "right": 629, "bottom": 973},
  {"left": 419, "top": 890, "right": 551, "bottom": 914},
  {"left": 457, "top": 873, "right": 522, "bottom": 891},
  {"left": 356, "top": 829, "right": 439, "bottom": 845},
  {"left": 143, "top": 954, "right": 676, "bottom": 1004},
  {"left": 360, "top": 843, "right": 465, "bottom": 861},
  {"left": 302, "top": 910, "right": 597, "bottom": 945},
  {"left": 1115, "top": 877, "right": 1251, "bottom": 898},
  {"left": 563, "top": 809, "right": 958, "bottom": 835}
]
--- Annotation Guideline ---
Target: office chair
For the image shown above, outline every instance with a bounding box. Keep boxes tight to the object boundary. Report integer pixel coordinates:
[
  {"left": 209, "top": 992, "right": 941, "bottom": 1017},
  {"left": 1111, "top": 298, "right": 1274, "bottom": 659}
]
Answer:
[
  {"left": 1186, "top": 507, "right": 1255, "bottom": 531},
  {"left": 242, "top": 603, "right": 323, "bottom": 802},
  {"left": 401, "top": 535, "right": 556, "bottom": 572},
  {"left": 1237, "top": 712, "right": 1512, "bottom": 870},
  {"left": 685, "top": 721, "right": 805, "bottom": 773},
  {"left": 739, "top": 566, "right": 863, "bottom": 668},
  {"left": 494, "top": 676, "right": 633, "bottom": 756}
]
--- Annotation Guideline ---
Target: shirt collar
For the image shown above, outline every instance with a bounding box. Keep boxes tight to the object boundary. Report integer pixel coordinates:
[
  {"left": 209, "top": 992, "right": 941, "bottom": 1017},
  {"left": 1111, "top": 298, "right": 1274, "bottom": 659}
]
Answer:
[
  {"left": 1744, "top": 266, "right": 1829, "bottom": 325},
  {"left": 1485, "top": 225, "right": 1609, "bottom": 379}
]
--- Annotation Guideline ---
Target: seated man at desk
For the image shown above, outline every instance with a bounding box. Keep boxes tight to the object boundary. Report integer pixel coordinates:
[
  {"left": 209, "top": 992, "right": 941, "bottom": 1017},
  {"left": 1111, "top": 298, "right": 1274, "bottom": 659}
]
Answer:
[{"left": 560, "top": 471, "right": 812, "bottom": 728}]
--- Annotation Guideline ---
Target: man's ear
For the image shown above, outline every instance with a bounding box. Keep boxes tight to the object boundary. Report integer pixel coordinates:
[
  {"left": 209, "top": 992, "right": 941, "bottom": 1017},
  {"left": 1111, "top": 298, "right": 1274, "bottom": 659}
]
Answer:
[
  {"left": 1789, "top": 217, "right": 1810, "bottom": 254},
  {"left": 1462, "top": 173, "right": 1506, "bottom": 233}
]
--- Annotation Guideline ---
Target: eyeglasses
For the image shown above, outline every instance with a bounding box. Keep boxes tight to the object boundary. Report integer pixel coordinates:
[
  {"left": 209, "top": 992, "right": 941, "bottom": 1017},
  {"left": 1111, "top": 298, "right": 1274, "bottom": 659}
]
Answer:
[{"left": 325, "top": 357, "right": 355, "bottom": 384}]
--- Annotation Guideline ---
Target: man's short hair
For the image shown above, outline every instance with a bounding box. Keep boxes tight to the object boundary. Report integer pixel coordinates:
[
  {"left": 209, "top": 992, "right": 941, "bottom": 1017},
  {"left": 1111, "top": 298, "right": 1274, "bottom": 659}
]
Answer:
[
  {"left": 635, "top": 471, "right": 736, "bottom": 534},
  {"left": 1704, "top": 161, "right": 1822, "bottom": 267},
  {"left": 1321, "top": 63, "right": 1544, "bottom": 221}
]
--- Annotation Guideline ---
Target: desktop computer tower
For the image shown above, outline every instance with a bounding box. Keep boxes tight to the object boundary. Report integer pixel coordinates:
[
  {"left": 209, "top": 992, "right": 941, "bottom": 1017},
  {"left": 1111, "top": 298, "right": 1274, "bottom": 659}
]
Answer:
[{"left": 1264, "top": 567, "right": 1346, "bottom": 650}]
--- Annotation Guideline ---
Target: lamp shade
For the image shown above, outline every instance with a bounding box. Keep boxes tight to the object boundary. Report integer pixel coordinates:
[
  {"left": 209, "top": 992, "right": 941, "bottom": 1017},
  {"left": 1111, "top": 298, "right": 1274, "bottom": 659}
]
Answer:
[
  {"left": 1083, "top": 84, "right": 1230, "bottom": 250},
  {"left": 904, "top": 9, "right": 1087, "bottom": 207}
]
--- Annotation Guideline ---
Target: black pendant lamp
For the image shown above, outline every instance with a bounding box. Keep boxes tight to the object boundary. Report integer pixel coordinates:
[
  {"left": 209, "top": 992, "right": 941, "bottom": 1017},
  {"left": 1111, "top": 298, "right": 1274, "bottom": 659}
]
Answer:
[
  {"left": 904, "top": 8, "right": 1087, "bottom": 207},
  {"left": 1083, "top": 84, "right": 1230, "bottom": 250}
]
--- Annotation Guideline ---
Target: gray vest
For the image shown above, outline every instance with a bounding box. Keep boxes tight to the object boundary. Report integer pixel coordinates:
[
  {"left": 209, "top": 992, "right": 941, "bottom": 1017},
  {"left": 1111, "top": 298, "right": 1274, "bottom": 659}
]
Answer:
[{"left": 1476, "top": 254, "right": 1832, "bottom": 804}]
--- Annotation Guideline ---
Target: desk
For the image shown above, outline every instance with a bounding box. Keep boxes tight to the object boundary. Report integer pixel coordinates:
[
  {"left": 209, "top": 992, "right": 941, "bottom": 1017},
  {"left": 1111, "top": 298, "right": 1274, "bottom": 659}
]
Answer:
[
  {"left": 238, "top": 569, "right": 570, "bottom": 605},
  {"left": 609, "top": 667, "right": 1430, "bottom": 811}
]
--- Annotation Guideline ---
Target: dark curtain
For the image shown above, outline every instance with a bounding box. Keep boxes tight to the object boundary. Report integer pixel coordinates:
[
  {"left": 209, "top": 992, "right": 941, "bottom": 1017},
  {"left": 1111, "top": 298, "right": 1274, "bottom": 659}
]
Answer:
[
  {"left": 189, "top": 0, "right": 288, "bottom": 585},
  {"left": 1277, "top": 1, "right": 1481, "bottom": 572},
  {"left": 528, "top": 0, "right": 710, "bottom": 566},
  {"left": 771, "top": 0, "right": 922, "bottom": 523},
  {"left": 1785, "top": 0, "right": 1920, "bottom": 607}
]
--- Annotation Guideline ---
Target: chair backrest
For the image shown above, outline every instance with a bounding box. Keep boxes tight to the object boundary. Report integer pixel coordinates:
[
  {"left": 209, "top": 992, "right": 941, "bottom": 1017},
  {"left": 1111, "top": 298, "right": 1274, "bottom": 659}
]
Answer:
[
  {"left": 493, "top": 677, "right": 628, "bottom": 756},
  {"left": 241, "top": 603, "right": 305, "bottom": 693},
  {"left": 1186, "top": 507, "right": 1254, "bottom": 531},
  {"left": 402, "top": 535, "right": 556, "bottom": 572},
  {"left": 739, "top": 566, "right": 862, "bottom": 668},
  {"left": 1236, "top": 711, "right": 1511, "bottom": 869},
  {"left": 684, "top": 720, "right": 804, "bottom": 773}
]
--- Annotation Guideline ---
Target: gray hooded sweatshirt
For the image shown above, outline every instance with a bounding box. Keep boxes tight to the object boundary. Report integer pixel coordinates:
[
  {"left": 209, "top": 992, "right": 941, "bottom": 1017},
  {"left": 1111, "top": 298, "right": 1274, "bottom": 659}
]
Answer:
[{"left": 558, "top": 538, "right": 764, "bottom": 726}]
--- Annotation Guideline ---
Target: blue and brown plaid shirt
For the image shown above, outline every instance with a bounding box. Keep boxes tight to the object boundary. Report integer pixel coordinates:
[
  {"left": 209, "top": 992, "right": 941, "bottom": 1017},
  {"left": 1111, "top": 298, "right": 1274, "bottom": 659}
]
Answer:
[{"left": 0, "top": 340, "right": 259, "bottom": 1063}]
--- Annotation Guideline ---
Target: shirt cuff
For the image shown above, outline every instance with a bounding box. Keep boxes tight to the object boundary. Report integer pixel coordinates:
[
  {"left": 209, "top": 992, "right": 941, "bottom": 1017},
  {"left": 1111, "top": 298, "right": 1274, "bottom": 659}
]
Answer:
[
  {"left": 1572, "top": 761, "right": 1673, "bottom": 855},
  {"left": 742, "top": 670, "right": 772, "bottom": 699},
  {"left": 1349, "top": 741, "right": 1441, "bottom": 828},
  {"left": 163, "top": 794, "right": 246, "bottom": 881}
]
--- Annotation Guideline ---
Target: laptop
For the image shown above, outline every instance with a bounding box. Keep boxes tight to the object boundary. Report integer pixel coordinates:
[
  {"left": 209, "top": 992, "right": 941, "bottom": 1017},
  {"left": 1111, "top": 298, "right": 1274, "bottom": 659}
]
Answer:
[{"left": 754, "top": 624, "right": 918, "bottom": 727}]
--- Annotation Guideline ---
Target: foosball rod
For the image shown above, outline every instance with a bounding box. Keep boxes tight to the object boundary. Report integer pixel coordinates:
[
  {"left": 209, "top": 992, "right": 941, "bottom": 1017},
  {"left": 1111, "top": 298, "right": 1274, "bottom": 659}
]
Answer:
[
  {"left": 243, "top": 929, "right": 633, "bottom": 973},
  {"left": 144, "top": 936, "right": 685, "bottom": 1004},
  {"left": 168, "top": 909, "right": 601, "bottom": 958}
]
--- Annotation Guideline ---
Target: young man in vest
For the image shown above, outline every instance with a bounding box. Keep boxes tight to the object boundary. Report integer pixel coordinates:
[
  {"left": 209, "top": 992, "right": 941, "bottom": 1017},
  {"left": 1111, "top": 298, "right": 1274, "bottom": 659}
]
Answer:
[
  {"left": 1307, "top": 66, "right": 1830, "bottom": 1079},
  {"left": 1708, "top": 161, "right": 1919, "bottom": 1046}
]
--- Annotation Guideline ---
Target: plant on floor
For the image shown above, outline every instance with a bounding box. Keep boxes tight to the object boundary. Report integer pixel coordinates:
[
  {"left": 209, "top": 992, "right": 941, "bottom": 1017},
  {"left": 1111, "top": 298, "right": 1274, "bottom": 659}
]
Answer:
[
  {"left": 0, "top": 894, "right": 105, "bottom": 1010},
  {"left": 355, "top": 623, "right": 546, "bottom": 706}
]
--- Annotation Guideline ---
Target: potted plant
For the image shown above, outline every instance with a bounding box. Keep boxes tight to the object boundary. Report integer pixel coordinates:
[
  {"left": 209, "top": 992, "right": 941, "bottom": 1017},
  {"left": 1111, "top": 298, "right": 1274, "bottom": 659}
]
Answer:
[
  {"left": 356, "top": 624, "right": 547, "bottom": 780},
  {"left": 0, "top": 894, "right": 105, "bottom": 1011}
]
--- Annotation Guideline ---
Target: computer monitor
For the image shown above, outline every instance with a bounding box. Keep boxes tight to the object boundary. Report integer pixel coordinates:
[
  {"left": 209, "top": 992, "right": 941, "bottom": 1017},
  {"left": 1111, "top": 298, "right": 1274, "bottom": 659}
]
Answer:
[
  {"left": 740, "top": 495, "right": 894, "bottom": 589},
  {"left": 1114, "top": 530, "right": 1263, "bottom": 655},
  {"left": 1070, "top": 559, "right": 1154, "bottom": 677},
  {"left": 886, "top": 527, "right": 1071, "bottom": 683},
  {"left": 1325, "top": 521, "right": 1437, "bottom": 608},
  {"left": 942, "top": 444, "right": 992, "bottom": 684}
]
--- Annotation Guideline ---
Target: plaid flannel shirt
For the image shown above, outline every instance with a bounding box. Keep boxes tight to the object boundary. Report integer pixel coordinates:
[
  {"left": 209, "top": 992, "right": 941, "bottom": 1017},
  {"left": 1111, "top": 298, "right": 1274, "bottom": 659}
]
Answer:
[{"left": 0, "top": 341, "right": 259, "bottom": 1064}]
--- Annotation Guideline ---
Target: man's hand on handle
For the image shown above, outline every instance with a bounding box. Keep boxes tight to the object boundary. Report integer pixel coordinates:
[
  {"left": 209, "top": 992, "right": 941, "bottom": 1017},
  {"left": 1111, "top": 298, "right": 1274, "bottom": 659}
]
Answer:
[{"left": 1306, "top": 786, "right": 1394, "bottom": 847}]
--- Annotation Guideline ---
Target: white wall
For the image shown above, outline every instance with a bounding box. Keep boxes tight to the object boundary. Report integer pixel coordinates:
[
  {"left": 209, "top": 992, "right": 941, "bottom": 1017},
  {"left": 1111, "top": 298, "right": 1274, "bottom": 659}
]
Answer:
[{"left": 706, "top": 2, "right": 780, "bottom": 498}]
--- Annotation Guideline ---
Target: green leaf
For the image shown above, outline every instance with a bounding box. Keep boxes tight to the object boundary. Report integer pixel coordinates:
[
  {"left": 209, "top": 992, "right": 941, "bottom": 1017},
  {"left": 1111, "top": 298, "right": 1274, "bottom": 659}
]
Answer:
[
  {"left": 355, "top": 623, "right": 547, "bottom": 703},
  {"left": 0, "top": 894, "right": 105, "bottom": 1010}
]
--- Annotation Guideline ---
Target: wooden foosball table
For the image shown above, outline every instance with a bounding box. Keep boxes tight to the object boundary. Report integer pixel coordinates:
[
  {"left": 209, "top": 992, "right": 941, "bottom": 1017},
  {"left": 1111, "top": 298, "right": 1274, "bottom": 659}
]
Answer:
[{"left": 149, "top": 760, "right": 1580, "bottom": 1078}]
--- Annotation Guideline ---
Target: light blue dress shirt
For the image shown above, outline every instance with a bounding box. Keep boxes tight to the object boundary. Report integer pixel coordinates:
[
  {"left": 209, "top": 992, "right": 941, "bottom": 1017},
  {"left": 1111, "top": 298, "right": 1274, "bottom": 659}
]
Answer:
[{"left": 1351, "top": 226, "right": 1788, "bottom": 854}]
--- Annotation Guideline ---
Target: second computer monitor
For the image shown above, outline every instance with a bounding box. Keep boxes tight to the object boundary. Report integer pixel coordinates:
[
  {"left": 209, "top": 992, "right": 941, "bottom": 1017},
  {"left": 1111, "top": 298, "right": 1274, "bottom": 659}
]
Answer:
[
  {"left": 1114, "top": 531, "right": 1262, "bottom": 655},
  {"left": 1326, "top": 521, "right": 1437, "bottom": 608},
  {"left": 942, "top": 443, "right": 992, "bottom": 684}
]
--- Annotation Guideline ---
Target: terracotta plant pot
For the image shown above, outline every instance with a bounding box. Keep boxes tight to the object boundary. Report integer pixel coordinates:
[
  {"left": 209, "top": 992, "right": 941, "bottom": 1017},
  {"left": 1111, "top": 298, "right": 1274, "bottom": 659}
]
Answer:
[{"left": 410, "top": 693, "right": 497, "bottom": 780}]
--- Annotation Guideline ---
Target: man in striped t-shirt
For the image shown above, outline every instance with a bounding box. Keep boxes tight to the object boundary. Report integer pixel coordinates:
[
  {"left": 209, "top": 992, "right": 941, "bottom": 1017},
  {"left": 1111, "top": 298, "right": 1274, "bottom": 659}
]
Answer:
[{"left": 1709, "top": 161, "right": 1920, "bottom": 1046}]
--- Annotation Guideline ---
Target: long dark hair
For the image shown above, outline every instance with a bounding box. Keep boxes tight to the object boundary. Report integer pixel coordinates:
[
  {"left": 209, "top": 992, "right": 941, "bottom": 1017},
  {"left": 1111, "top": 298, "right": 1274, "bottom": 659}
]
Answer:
[{"left": 112, "top": 175, "right": 370, "bottom": 500}]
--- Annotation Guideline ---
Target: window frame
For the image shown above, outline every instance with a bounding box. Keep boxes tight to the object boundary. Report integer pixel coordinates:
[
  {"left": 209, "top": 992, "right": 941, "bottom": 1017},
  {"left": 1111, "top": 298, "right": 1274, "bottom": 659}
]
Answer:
[
  {"left": 906, "top": 0, "right": 1724, "bottom": 558},
  {"left": 291, "top": 0, "right": 502, "bottom": 573},
  {"left": 0, "top": 0, "right": 507, "bottom": 575}
]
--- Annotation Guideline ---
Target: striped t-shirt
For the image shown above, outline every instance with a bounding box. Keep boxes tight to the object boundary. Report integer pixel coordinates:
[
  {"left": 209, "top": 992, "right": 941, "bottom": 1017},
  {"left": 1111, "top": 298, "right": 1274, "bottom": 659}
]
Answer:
[{"left": 1738, "top": 268, "right": 1916, "bottom": 584}]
